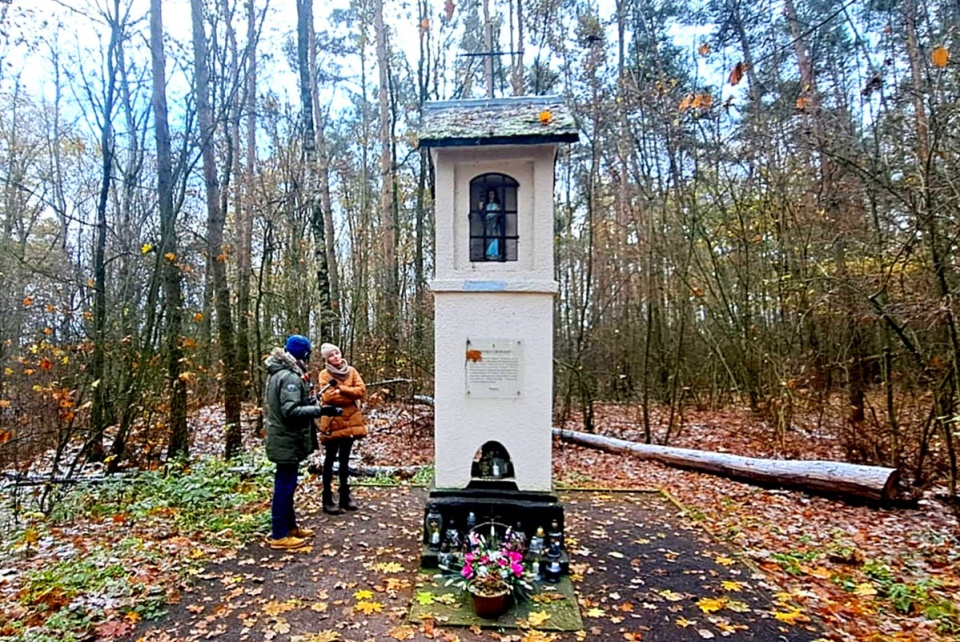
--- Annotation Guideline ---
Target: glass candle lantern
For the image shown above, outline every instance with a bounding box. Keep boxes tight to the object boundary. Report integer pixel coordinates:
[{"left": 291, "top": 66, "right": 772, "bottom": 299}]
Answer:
[{"left": 425, "top": 503, "right": 443, "bottom": 546}]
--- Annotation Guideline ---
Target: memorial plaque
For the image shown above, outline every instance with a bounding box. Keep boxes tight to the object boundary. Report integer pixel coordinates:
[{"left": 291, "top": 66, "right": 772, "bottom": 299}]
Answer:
[{"left": 465, "top": 338, "right": 522, "bottom": 398}]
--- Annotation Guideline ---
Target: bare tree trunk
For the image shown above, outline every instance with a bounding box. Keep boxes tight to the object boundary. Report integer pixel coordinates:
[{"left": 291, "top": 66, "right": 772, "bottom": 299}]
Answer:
[
  {"left": 296, "top": 0, "right": 335, "bottom": 341},
  {"left": 374, "top": 0, "right": 398, "bottom": 356},
  {"left": 308, "top": 12, "right": 340, "bottom": 341},
  {"left": 482, "top": 0, "right": 494, "bottom": 97},
  {"left": 903, "top": 0, "right": 958, "bottom": 494},
  {"left": 222, "top": 0, "right": 251, "bottom": 396},
  {"left": 784, "top": 0, "right": 867, "bottom": 447},
  {"left": 236, "top": 0, "right": 260, "bottom": 393},
  {"left": 150, "top": 0, "right": 189, "bottom": 460},
  {"left": 512, "top": 0, "right": 524, "bottom": 95},
  {"left": 86, "top": 0, "right": 124, "bottom": 464},
  {"left": 190, "top": 0, "right": 243, "bottom": 459},
  {"left": 555, "top": 429, "right": 901, "bottom": 504}
]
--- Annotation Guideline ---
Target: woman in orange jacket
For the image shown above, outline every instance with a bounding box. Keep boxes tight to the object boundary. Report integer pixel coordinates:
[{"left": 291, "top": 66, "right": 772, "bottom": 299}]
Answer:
[{"left": 318, "top": 343, "right": 367, "bottom": 514}]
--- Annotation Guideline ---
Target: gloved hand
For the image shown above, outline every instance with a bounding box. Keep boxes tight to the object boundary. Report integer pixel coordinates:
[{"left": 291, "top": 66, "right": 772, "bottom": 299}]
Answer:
[{"left": 328, "top": 379, "right": 338, "bottom": 387}]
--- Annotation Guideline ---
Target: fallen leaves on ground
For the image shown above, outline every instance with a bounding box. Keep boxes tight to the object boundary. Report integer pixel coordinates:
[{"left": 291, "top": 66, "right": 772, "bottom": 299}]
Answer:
[
  {"left": 551, "top": 403, "right": 960, "bottom": 641},
  {"left": 3, "top": 400, "right": 958, "bottom": 642}
]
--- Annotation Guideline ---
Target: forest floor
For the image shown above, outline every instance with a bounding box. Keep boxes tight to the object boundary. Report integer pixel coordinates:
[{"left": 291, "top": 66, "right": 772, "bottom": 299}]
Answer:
[{"left": 1, "top": 399, "right": 959, "bottom": 642}]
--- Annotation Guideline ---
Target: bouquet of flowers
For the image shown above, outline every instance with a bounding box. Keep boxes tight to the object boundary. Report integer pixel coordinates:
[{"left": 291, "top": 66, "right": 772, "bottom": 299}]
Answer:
[{"left": 442, "top": 523, "right": 534, "bottom": 599}]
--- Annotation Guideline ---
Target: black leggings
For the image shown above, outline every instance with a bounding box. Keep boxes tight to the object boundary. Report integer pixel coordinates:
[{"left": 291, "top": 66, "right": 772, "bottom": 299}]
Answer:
[{"left": 322, "top": 438, "right": 353, "bottom": 493}]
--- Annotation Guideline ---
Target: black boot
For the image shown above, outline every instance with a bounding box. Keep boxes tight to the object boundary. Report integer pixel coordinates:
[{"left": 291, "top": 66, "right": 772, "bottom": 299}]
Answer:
[
  {"left": 321, "top": 454, "right": 342, "bottom": 515},
  {"left": 322, "top": 488, "right": 342, "bottom": 515},
  {"left": 339, "top": 485, "right": 358, "bottom": 512}
]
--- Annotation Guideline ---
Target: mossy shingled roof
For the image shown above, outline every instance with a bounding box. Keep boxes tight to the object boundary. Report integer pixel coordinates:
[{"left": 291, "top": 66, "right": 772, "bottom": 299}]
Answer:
[{"left": 418, "top": 96, "right": 579, "bottom": 148}]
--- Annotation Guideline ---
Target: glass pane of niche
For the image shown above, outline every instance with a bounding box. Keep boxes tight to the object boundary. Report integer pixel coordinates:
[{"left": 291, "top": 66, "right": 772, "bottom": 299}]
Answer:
[{"left": 469, "top": 173, "right": 519, "bottom": 263}]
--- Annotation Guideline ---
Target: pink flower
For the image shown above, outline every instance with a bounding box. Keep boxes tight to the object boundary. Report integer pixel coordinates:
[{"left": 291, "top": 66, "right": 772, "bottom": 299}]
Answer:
[{"left": 461, "top": 564, "right": 474, "bottom": 579}]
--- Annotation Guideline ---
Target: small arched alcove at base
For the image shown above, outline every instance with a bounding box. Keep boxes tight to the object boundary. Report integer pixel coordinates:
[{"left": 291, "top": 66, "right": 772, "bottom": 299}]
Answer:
[{"left": 467, "top": 440, "right": 519, "bottom": 491}]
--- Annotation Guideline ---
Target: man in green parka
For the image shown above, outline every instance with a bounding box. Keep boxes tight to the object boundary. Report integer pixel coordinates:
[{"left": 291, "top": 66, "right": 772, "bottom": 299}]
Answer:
[{"left": 263, "top": 335, "right": 340, "bottom": 550}]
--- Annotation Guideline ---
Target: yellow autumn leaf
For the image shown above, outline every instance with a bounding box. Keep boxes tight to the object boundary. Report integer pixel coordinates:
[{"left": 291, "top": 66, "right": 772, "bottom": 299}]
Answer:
[
  {"left": 297, "top": 631, "right": 341, "bottom": 642},
  {"left": 539, "top": 109, "right": 552, "bottom": 124},
  {"left": 23, "top": 527, "right": 39, "bottom": 545},
  {"left": 715, "top": 555, "right": 734, "bottom": 566},
  {"left": 854, "top": 583, "right": 878, "bottom": 597},
  {"left": 354, "top": 589, "right": 374, "bottom": 601},
  {"left": 773, "top": 608, "right": 810, "bottom": 625},
  {"left": 164, "top": 252, "right": 177, "bottom": 261},
  {"left": 726, "top": 599, "right": 750, "bottom": 613},
  {"left": 22, "top": 296, "right": 33, "bottom": 306},
  {"left": 433, "top": 593, "right": 458, "bottom": 604},
  {"left": 415, "top": 591, "right": 435, "bottom": 605},
  {"left": 384, "top": 577, "right": 408, "bottom": 591},
  {"left": 528, "top": 610, "right": 552, "bottom": 627},
  {"left": 659, "top": 589, "right": 684, "bottom": 602},
  {"left": 193, "top": 312, "right": 204, "bottom": 322},
  {"left": 696, "top": 597, "right": 727, "bottom": 613},
  {"left": 520, "top": 631, "right": 559, "bottom": 642},
  {"left": 932, "top": 46, "right": 949, "bottom": 68},
  {"left": 808, "top": 566, "right": 832, "bottom": 579},
  {"left": 141, "top": 243, "right": 153, "bottom": 254},
  {"left": 532, "top": 592, "right": 566, "bottom": 603},
  {"left": 584, "top": 607, "right": 606, "bottom": 617},
  {"left": 715, "top": 620, "right": 739, "bottom": 634},
  {"left": 676, "top": 616, "right": 696, "bottom": 628},
  {"left": 720, "top": 580, "right": 742, "bottom": 592},
  {"left": 387, "top": 625, "right": 416, "bottom": 641},
  {"left": 374, "top": 561, "right": 404, "bottom": 573},
  {"left": 354, "top": 601, "right": 383, "bottom": 614},
  {"left": 273, "top": 619, "right": 290, "bottom": 634}
]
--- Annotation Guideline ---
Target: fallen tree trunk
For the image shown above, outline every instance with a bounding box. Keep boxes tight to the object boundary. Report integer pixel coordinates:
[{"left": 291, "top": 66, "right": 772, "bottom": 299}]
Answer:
[{"left": 553, "top": 428, "right": 901, "bottom": 505}]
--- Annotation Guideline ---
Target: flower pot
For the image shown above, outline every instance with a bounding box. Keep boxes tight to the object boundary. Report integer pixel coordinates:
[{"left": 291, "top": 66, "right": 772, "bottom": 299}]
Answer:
[{"left": 469, "top": 586, "right": 511, "bottom": 618}]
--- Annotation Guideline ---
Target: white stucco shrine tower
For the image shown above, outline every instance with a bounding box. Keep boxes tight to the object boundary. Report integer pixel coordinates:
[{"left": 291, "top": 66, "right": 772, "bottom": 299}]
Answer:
[{"left": 418, "top": 96, "right": 578, "bottom": 559}]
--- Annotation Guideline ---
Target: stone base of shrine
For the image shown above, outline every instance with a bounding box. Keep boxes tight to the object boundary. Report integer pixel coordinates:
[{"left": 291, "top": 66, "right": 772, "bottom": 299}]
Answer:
[{"left": 420, "top": 486, "right": 567, "bottom": 570}]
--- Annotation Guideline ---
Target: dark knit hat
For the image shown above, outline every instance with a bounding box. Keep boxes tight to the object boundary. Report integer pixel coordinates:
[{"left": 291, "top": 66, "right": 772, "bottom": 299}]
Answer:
[{"left": 284, "top": 335, "right": 312, "bottom": 361}]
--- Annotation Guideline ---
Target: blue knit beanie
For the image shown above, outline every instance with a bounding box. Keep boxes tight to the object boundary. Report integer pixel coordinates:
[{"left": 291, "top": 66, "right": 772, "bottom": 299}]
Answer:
[{"left": 284, "top": 335, "right": 312, "bottom": 361}]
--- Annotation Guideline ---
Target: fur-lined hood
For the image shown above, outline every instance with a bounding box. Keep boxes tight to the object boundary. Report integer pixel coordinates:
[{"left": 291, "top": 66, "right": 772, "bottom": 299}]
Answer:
[{"left": 265, "top": 347, "right": 305, "bottom": 377}]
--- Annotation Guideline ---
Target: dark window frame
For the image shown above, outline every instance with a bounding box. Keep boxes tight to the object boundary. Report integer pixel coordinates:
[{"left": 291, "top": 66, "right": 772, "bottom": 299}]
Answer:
[{"left": 468, "top": 173, "right": 519, "bottom": 262}]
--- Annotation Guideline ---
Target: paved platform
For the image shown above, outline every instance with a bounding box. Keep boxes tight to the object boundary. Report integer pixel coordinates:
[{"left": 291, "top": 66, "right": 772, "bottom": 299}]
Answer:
[{"left": 136, "top": 485, "right": 823, "bottom": 641}]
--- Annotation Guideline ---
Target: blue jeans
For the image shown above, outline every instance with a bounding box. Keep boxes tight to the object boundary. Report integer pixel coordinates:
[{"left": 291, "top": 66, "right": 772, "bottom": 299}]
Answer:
[{"left": 271, "top": 462, "right": 299, "bottom": 539}]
